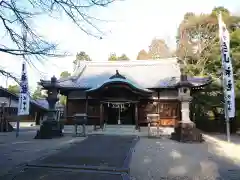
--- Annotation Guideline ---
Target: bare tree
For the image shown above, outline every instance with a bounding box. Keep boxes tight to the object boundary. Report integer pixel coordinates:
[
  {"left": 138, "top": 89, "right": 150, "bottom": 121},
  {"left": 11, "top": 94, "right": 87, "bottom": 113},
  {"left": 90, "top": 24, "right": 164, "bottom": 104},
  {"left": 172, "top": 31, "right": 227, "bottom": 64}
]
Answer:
[
  {"left": 176, "top": 13, "right": 219, "bottom": 77},
  {"left": 0, "top": 0, "right": 118, "bottom": 81}
]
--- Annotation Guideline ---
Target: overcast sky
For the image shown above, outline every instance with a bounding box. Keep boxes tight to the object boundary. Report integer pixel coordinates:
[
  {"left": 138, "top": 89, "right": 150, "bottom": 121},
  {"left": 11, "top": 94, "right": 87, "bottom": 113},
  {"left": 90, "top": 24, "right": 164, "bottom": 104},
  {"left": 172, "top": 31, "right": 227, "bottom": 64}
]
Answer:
[{"left": 1, "top": 0, "right": 240, "bottom": 91}]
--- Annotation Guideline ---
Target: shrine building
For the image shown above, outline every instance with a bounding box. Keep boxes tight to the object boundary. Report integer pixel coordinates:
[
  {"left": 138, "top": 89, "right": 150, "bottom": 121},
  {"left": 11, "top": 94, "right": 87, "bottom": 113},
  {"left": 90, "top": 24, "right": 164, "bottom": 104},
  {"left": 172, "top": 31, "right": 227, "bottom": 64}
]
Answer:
[{"left": 39, "top": 58, "right": 212, "bottom": 129}]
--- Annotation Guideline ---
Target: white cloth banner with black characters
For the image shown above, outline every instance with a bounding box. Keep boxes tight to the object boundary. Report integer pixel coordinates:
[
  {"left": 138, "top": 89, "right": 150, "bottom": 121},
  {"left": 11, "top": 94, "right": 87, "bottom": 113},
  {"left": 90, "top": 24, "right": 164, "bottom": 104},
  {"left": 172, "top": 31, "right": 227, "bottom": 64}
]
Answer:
[
  {"left": 218, "top": 14, "right": 235, "bottom": 118},
  {"left": 17, "top": 61, "right": 30, "bottom": 115}
]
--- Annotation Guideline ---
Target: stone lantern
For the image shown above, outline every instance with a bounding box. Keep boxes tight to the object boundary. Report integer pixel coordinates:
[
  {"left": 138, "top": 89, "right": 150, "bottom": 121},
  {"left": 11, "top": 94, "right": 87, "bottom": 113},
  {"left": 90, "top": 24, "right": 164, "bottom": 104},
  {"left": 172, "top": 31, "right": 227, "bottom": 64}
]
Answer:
[
  {"left": 35, "top": 76, "right": 64, "bottom": 139},
  {"left": 177, "top": 74, "right": 193, "bottom": 126},
  {"left": 171, "top": 59, "right": 203, "bottom": 142}
]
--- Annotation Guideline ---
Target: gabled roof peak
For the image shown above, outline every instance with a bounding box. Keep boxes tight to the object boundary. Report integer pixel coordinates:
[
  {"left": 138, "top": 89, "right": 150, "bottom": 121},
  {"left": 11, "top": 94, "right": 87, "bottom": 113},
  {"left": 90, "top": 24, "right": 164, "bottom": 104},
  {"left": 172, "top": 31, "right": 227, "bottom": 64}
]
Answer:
[{"left": 109, "top": 70, "right": 126, "bottom": 80}]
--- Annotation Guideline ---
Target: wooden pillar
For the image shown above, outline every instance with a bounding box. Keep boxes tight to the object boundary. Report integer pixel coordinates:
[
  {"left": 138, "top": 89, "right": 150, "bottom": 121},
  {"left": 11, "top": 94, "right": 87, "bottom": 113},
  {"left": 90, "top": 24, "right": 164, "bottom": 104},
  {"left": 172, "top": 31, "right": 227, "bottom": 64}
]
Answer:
[
  {"left": 85, "top": 94, "right": 88, "bottom": 114},
  {"left": 8, "top": 96, "right": 12, "bottom": 112},
  {"left": 66, "top": 95, "right": 69, "bottom": 123},
  {"left": 135, "top": 103, "right": 139, "bottom": 130},
  {"left": 86, "top": 94, "right": 89, "bottom": 129},
  {"left": 157, "top": 90, "right": 161, "bottom": 126},
  {"left": 100, "top": 103, "right": 103, "bottom": 129}
]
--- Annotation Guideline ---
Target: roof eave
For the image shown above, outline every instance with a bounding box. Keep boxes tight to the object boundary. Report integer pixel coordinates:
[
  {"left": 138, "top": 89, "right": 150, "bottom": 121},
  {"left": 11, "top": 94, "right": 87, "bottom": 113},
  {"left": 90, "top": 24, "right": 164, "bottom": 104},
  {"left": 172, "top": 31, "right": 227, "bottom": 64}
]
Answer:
[{"left": 0, "top": 87, "right": 48, "bottom": 110}]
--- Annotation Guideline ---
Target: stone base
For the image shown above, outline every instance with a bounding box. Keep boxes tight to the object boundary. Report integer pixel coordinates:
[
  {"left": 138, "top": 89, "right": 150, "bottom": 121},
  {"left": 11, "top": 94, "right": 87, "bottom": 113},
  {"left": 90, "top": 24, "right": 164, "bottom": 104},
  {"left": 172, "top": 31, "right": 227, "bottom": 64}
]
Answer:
[
  {"left": 35, "top": 120, "right": 64, "bottom": 139},
  {"left": 171, "top": 122, "right": 204, "bottom": 143}
]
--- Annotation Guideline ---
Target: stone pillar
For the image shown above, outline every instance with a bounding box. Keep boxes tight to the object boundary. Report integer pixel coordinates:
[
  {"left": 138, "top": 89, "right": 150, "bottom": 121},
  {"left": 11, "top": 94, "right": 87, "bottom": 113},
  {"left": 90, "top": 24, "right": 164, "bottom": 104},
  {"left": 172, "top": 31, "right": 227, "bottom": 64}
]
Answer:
[
  {"left": 178, "top": 87, "right": 193, "bottom": 124},
  {"left": 35, "top": 76, "right": 63, "bottom": 139}
]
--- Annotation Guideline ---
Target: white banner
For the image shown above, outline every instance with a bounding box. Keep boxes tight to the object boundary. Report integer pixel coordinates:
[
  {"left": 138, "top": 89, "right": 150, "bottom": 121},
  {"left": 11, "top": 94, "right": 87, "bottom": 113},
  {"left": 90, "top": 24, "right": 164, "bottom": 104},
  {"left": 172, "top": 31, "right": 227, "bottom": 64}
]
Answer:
[
  {"left": 218, "top": 14, "right": 235, "bottom": 118},
  {"left": 17, "top": 61, "right": 30, "bottom": 115}
]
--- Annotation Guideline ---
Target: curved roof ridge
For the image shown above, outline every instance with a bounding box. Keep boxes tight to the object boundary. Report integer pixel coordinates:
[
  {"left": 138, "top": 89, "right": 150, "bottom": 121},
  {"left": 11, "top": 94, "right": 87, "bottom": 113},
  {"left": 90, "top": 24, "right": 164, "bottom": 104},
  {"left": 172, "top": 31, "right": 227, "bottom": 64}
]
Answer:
[{"left": 86, "top": 77, "right": 152, "bottom": 93}]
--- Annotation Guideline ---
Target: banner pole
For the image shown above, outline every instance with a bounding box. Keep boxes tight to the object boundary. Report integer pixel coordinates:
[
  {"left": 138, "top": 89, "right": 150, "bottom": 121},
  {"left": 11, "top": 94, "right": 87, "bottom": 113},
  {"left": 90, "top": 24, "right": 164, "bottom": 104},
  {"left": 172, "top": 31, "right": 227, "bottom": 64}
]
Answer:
[
  {"left": 226, "top": 118, "right": 231, "bottom": 142},
  {"left": 223, "top": 66, "right": 231, "bottom": 142},
  {"left": 224, "top": 102, "right": 231, "bottom": 142}
]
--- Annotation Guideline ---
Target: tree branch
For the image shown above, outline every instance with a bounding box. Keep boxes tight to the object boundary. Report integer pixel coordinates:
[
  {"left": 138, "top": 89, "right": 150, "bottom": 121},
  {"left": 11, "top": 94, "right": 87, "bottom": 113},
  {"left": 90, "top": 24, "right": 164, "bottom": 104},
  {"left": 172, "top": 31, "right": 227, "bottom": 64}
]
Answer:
[{"left": 0, "top": 0, "right": 118, "bottom": 82}]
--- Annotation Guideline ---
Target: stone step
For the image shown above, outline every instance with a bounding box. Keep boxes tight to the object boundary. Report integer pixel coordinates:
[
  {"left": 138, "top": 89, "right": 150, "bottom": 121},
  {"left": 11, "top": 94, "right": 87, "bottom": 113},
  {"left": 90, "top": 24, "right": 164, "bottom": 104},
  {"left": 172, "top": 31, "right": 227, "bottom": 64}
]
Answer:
[
  {"left": 105, "top": 125, "right": 135, "bottom": 129},
  {"left": 102, "top": 128, "right": 137, "bottom": 133},
  {"left": 91, "top": 126, "right": 174, "bottom": 137},
  {"left": 148, "top": 127, "right": 174, "bottom": 135}
]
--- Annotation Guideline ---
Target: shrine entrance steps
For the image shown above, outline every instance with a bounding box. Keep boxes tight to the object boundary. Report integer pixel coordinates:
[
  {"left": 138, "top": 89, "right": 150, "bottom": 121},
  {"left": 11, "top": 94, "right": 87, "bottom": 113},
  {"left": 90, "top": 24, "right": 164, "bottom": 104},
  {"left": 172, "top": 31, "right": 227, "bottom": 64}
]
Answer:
[
  {"left": 92, "top": 125, "right": 174, "bottom": 137},
  {"left": 93, "top": 125, "right": 138, "bottom": 136}
]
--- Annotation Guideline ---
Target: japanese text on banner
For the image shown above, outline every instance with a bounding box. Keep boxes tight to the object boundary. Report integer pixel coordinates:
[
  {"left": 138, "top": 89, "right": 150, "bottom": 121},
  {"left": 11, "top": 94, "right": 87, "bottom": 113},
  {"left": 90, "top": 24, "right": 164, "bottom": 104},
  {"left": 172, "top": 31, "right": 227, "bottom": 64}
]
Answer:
[
  {"left": 219, "top": 14, "right": 235, "bottom": 118},
  {"left": 18, "top": 62, "right": 30, "bottom": 116}
]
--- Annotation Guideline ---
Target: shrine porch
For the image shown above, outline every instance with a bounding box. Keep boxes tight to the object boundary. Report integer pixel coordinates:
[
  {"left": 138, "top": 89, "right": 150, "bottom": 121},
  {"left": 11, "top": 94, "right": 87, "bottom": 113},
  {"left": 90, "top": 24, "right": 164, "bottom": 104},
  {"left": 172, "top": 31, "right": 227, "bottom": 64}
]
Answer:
[{"left": 66, "top": 98, "right": 181, "bottom": 128}]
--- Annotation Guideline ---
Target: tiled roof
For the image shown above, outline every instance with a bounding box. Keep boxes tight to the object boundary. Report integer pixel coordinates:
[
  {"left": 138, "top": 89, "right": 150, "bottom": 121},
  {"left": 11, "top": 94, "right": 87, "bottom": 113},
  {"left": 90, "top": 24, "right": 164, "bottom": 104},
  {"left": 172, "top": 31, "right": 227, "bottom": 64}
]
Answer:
[
  {"left": 33, "top": 99, "right": 49, "bottom": 109},
  {"left": 33, "top": 99, "right": 64, "bottom": 109},
  {"left": 58, "top": 58, "right": 183, "bottom": 89},
  {"left": 52, "top": 58, "right": 212, "bottom": 89}
]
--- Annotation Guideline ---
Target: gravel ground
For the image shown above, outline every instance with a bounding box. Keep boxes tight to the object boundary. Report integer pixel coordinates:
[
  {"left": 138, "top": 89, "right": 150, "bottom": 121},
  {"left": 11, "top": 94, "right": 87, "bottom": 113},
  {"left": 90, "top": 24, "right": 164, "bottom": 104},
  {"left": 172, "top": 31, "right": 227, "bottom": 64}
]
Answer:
[
  {"left": 204, "top": 134, "right": 240, "bottom": 145},
  {"left": 130, "top": 137, "right": 240, "bottom": 180}
]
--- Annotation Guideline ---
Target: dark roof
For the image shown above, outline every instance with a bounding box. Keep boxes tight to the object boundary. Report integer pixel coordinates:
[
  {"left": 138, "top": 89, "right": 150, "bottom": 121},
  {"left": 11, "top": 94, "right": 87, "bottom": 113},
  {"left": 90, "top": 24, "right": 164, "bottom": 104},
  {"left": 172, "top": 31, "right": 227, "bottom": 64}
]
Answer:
[
  {"left": 34, "top": 99, "right": 64, "bottom": 109},
  {"left": 0, "top": 87, "right": 48, "bottom": 110}
]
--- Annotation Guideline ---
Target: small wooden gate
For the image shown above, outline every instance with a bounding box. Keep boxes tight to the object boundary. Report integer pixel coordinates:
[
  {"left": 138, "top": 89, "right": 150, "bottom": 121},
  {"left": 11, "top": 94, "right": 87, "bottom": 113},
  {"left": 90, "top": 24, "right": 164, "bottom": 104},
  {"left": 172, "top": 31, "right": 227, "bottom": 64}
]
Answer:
[{"left": 159, "top": 101, "right": 180, "bottom": 126}]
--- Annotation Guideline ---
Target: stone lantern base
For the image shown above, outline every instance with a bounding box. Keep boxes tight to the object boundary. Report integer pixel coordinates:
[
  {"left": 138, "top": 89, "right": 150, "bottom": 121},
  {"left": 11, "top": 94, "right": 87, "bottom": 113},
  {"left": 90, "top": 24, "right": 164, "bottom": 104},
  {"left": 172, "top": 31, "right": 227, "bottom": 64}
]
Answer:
[
  {"left": 171, "top": 122, "right": 204, "bottom": 143},
  {"left": 35, "top": 110, "right": 64, "bottom": 139},
  {"left": 35, "top": 120, "right": 64, "bottom": 139}
]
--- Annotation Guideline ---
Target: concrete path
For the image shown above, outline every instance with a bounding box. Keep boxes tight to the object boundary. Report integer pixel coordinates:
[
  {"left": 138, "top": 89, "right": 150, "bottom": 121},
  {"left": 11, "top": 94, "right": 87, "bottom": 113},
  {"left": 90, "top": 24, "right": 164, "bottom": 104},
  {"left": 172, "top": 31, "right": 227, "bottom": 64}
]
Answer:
[
  {"left": 1, "top": 134, "right": 138, "bottom": 180},
  {"left": 3, "top": 168, "right": 127, "bottom": 180},
  {"left": 28, "top": 135, "right": 138, "bottom": 170}
]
